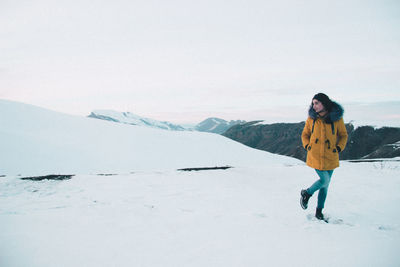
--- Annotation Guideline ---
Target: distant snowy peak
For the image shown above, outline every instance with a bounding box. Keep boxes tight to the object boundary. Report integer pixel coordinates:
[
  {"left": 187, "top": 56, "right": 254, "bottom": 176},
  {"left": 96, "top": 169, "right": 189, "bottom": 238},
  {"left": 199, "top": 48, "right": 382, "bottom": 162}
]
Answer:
[
  {"left": 195, "top": 117, "right": 246, "bottom": 134},
  {"left": 88, "top": 110, "right": 186, "bottom": 131}
]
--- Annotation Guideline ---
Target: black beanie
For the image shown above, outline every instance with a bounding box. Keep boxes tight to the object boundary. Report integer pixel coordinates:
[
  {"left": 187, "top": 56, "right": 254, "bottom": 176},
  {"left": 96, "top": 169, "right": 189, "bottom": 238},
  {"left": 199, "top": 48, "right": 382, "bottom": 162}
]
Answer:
[{"left": 313, "top": 93, "right": 333, "bottom": 111}]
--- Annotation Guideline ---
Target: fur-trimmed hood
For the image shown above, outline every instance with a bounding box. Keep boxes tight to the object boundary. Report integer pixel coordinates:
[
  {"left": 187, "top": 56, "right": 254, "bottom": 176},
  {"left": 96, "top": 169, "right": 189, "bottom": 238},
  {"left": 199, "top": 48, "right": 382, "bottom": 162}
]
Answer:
[{"left": 308, "top": 101, "right": 344, "bottom": 123}]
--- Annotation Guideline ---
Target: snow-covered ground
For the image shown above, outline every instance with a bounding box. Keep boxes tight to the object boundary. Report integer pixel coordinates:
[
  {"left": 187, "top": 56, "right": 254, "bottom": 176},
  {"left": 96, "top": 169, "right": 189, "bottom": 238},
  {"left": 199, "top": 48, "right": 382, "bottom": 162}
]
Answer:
[
  {"left": 1, "top": 99, "right": 399, "bottom": 267},
  {"left": 1, "top": 163, "right": 399, "bottom": 267}
]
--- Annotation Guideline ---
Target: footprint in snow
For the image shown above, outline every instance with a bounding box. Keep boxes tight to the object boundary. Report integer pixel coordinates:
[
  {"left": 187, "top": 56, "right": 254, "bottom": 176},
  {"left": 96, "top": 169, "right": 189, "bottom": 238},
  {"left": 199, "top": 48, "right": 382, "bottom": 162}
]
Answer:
[
  {"left": 180, "top": 208, "right": 194, "bottom": 213},
  {"left": 306, "top": 214, "right": 354, "bottom": 226},
  {"left": 254, "top": 213, "right": 268, "bottom": 218},
  {"left": 378, "top": 225, "right": 397, "bottom": 231}
]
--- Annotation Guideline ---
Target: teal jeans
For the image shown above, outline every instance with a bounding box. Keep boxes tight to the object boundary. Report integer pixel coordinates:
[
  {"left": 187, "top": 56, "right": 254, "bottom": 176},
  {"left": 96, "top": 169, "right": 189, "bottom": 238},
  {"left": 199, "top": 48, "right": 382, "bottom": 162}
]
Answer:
[{"left": 307, "top": 169, "right": 334, "bottom": 209}]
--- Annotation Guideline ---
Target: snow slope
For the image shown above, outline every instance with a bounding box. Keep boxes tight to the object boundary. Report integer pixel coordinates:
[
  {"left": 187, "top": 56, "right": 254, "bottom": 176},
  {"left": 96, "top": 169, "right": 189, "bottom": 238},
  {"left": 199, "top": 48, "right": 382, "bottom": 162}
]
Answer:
[
  {"left": 1, "top": 99, "right": 399, "bottom": 267},
  {"left": 0, "top": 99, "right": 296, "bottom": 176}
]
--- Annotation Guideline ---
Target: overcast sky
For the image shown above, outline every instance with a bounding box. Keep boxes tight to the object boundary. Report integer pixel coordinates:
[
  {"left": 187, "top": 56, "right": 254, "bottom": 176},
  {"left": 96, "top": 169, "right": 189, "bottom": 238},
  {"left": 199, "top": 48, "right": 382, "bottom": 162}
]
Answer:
[{"left": 1, "top": 0, "right": 399, "bottom": 123}]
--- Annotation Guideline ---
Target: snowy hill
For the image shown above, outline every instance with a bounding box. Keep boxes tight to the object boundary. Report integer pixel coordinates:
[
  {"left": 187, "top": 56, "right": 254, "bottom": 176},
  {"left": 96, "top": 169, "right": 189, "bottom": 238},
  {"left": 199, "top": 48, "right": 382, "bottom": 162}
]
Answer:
[
  {"left": 88, "top": 110, "right": 187, "bottom": 131},
  {"left": 195, "top": 117, "right": 245, "bottom": 134},
  {"left": 0, "top": 99, "right": 294, "bottom": 176},
  {"left": 1, "top": 99, "right": 399, "bottom": 267}
]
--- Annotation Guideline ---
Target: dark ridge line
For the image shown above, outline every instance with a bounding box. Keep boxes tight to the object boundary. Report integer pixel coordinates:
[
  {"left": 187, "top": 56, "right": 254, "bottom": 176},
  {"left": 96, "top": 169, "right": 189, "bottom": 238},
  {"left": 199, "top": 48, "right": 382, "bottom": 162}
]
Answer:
[{"left": 348, "top": 159, "right": 400, "bottom": 163}]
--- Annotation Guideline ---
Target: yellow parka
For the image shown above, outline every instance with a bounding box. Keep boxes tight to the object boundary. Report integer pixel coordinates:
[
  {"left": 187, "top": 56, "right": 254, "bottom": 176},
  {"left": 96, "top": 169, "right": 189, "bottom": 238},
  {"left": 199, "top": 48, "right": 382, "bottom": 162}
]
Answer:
[{"left": 301, "top": 102, "right": 348, "bottom": 170}]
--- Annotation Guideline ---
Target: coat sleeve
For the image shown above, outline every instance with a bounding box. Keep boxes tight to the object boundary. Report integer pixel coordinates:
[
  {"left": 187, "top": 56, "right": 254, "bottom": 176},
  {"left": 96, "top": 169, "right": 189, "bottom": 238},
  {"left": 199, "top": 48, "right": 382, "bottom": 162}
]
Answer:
[
  {"left": 301, "top": 118, "right": 312, "bottom": 149},
  {"left": 336, "top": 118, "right": 348, "bottom": 151}
]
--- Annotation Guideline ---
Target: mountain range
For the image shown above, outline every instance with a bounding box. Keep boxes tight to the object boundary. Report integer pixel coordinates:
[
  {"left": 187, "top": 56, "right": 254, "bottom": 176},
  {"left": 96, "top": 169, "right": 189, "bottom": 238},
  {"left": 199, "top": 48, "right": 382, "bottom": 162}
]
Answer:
[
  {"left": 223, "top": 121, "right": 400, "bottom": 161},
  {"left": 194, "top": 117, "right": 246, "bottom": 134},
  {"left": 88, "top": 110, "right": 400, "bottom": 161},
  {"left": 88, "top": 110, "right": 245, "bottom": 134},
  {"left": 88, "top": 110, "right": 186, "bottom": 131}
]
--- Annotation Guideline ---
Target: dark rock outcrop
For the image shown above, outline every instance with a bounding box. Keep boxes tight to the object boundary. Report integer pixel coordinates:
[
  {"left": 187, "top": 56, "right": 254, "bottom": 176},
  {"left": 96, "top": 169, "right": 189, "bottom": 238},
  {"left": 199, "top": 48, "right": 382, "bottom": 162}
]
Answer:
[
  {"left": 341, "top": 126, "right": 400, "bottom": 159},
  {"left": 21, "top": 174, "right": 75, "bottom": 181}
]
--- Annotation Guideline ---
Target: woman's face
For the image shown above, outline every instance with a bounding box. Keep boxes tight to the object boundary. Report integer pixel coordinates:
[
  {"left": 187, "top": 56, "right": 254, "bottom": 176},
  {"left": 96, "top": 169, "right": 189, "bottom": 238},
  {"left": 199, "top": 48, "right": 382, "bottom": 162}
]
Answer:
[{"left": 312, "top": 99, "right": 325, "bottom": 113}]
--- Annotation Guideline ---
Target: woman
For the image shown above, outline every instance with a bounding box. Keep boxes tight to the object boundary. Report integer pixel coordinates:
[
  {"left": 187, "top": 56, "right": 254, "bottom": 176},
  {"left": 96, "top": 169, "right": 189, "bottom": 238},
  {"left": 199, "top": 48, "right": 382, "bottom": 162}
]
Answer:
[{"left": 300, "top": 93, "right": 348, "bottom": 221}]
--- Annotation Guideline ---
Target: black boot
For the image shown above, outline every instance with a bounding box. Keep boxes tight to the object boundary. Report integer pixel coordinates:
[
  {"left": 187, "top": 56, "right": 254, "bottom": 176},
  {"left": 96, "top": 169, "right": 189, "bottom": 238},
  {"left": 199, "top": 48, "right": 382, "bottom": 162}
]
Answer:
[
  {"left": 300, "top": 189, "right": 311, "bottom": 210},
  {"left": 315, "top": 208, "right": 324, "bottom": 220}
]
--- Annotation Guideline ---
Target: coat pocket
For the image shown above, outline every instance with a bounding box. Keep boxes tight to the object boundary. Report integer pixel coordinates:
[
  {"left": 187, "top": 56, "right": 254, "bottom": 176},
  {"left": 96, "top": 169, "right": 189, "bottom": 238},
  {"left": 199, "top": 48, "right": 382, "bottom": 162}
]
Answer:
[{"left": 326, "top": 147, "right": 339, "bottom": 162}]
